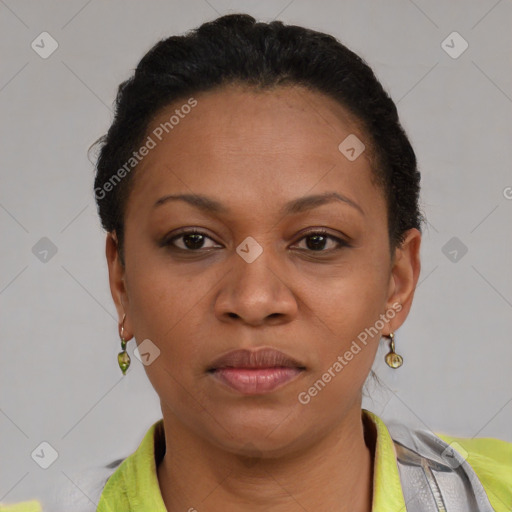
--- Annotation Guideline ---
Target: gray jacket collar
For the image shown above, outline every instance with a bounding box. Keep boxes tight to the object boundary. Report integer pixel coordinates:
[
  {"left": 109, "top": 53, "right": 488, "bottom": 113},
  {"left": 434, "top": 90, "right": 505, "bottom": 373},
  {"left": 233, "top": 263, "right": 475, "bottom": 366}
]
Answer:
[{"left": 386, "top": 421, "right": 494, "bottom": 511}]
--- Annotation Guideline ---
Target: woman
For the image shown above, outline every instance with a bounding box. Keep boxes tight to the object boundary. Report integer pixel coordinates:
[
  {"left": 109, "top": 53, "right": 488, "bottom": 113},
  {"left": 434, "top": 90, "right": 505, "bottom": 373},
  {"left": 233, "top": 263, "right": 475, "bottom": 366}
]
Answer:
[{"left": 56, "top": 13, "right": 511, "bottom": 512}]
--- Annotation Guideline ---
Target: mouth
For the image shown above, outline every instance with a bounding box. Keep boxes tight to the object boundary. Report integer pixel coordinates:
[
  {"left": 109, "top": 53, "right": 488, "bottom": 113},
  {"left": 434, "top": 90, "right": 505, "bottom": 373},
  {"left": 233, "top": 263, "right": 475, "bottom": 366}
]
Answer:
[{"left": 207, "top": 348, "right": 306, "bottom": 395}]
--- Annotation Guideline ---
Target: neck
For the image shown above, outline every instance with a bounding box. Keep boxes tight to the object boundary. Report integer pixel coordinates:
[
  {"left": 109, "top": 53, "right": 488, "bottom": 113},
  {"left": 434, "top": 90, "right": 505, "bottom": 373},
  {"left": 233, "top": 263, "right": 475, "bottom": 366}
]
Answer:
[{"left": 157, "top": 404, "right": 375, "bottom": 512}]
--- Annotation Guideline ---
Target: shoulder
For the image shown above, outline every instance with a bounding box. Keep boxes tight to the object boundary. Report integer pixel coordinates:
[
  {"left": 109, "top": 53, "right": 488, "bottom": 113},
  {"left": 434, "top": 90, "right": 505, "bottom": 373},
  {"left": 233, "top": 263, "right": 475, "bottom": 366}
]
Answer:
[
  {"left": 43, "top": 459, "right": 124, "bottom": 512},
  {"left": 0, "top": 501, "right": 42, "bottom": 512},
  {"left": 436, "top": 433, "right": 512, "bottom": 511},
  {"left": 382, "top": 415, "right": 511, "bottom": 512},
  {"left": 51, "top": 420, "right": 165, "bottom": 511}
]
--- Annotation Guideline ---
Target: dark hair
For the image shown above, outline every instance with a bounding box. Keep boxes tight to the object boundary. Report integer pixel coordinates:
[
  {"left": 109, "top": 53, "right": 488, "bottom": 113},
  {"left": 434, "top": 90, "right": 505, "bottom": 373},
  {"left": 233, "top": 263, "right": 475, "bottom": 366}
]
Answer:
[{"left": 93, "top": 13, "right": 423, "bottom": 262}]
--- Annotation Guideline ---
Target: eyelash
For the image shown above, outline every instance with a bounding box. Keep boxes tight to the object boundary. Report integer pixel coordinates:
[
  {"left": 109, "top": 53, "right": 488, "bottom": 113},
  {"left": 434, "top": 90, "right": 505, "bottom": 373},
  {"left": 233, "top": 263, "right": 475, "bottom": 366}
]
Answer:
[{"left": 162, "top": 228, "right": 349, "bottom": 254}]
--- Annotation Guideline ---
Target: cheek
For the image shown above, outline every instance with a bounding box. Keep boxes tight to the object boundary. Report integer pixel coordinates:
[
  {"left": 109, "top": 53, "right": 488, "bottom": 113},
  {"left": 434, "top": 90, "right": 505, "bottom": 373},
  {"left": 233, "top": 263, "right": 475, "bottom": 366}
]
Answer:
[
  {"left": 298, "top": 252, "right": 390, "bottom": 384},
  {"left": 297, "top": 288, "right": 384, "bottom": 415},
  {"left": 300, "top": 250, "right": 390, "bottom": 333},
  {"left": 123, "top": 254, "right": 223, "bottom": 405},
  {"left": 124, "top": 267, "right": 208, "bottom": 414},
  {"left": 123, "top": 228, "right": 201, "bottom": 334},
  {"left": 123, "top": 252, "right": 194, "bottom": 359}
]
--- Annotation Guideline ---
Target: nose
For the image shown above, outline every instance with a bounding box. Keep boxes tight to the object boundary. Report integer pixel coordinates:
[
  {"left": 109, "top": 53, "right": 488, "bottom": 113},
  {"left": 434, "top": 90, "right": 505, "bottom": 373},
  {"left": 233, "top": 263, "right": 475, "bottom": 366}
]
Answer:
[{"left": 214, "top": 244, "right": 298, "bottom": 326}]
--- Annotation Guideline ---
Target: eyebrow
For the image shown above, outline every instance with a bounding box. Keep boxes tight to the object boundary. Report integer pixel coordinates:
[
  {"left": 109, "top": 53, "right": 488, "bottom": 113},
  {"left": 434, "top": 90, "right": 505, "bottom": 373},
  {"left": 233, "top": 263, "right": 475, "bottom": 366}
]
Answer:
[{"left": 153, "top": 191, "right": 364, "bottom": 216}]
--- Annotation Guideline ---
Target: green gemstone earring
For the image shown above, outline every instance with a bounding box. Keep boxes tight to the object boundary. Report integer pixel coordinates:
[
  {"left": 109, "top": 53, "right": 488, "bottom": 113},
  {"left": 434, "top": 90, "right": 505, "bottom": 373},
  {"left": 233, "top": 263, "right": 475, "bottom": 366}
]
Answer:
[
  {"left": 118, "top": 314, "right": 131, "bottom": 375},
  {"left": 384, "top": 332, "right": 403, "bottom": 369}
]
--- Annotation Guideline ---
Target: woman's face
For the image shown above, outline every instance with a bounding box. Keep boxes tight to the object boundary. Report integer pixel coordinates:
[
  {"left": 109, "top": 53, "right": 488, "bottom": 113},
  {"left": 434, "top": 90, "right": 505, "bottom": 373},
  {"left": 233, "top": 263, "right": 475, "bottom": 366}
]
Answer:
[{"left": 107, "top": 84, "right": 420, "bottom": 456}]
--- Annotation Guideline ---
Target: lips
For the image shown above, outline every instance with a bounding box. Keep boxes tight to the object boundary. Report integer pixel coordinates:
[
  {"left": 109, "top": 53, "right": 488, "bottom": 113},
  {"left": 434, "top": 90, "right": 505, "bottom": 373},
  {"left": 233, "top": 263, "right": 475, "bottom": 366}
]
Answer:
[
  {"left": 207, "top": 348, "right": 306, "bottom": 395},
  {"left": 207, "top": 348, "right": 306, "bottom": 371}
]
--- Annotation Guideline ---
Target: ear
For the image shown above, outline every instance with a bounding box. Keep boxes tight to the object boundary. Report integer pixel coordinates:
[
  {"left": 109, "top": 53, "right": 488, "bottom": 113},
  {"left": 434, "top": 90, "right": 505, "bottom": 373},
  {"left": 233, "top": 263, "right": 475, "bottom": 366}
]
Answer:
[
  {"left": 106, "top": 232, "right": 132, "bottom": 339},
  {"left": 384, "top": 228, "right": 421, "bottom": 334}
]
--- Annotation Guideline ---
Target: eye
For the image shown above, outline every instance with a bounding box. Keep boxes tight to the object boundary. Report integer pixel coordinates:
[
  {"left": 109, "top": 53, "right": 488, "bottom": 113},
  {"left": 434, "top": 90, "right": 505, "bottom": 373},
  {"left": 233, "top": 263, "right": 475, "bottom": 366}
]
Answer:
[
  {"left": 293, "top": 229, "right": 349, "bottom": 253},
  {"left": 163, "top": 229, "right": 221, "bottom": 251},
  {"left": 162, "top": 228, "right": 349, "bottom": 254}
]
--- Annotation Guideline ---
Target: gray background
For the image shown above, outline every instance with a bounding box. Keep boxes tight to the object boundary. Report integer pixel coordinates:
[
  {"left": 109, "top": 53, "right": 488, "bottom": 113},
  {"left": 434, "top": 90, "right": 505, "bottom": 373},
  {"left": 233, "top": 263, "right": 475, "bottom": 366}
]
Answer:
[{"left": 1, "top": 0, "right": 511, "bottom": 507}]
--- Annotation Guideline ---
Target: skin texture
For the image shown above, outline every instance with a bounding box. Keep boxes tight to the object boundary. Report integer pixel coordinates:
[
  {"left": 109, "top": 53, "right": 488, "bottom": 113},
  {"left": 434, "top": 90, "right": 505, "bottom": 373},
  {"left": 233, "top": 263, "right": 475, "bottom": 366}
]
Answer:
[{"left": 106, "top": 84, "right": 421, "bottom": 511}]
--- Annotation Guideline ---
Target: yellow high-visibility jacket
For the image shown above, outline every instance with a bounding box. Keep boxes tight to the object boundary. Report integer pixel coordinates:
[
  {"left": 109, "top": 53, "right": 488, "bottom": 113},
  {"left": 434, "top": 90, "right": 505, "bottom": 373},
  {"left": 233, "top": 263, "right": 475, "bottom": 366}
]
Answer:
[{"left": 42, "top": 409, "right": 512, "bottom": 511}]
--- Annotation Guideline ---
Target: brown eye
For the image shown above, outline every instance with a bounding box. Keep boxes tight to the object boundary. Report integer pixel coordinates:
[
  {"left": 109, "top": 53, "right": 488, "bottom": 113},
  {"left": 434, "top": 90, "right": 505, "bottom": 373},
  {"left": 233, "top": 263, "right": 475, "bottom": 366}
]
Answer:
[
  {"left": 163, "top": 230, "right": 221, "bottom": 251},
  {"left": 294, "top": 230, "right": 349, "bottom": 252}
]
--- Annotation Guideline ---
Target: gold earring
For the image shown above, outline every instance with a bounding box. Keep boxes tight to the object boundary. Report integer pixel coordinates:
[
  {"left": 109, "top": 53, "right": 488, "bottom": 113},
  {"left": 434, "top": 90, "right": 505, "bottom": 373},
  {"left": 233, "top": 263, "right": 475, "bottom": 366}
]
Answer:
[
  {"left": 117, "top": 314, "right": 131, "bottom": 375},
  {"left": 384, "top": 332, "right": 403, "bottom": 369}
]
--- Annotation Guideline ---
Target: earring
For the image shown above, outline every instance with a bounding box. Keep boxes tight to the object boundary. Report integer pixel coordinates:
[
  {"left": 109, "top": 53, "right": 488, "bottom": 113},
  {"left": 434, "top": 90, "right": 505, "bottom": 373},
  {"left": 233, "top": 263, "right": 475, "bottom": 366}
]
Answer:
[
  {"left": 117, "top": 314, "right": 131, "bottom": 375},
  {"left": 384, "top": 332, "right": 403, "bottom": 369}
]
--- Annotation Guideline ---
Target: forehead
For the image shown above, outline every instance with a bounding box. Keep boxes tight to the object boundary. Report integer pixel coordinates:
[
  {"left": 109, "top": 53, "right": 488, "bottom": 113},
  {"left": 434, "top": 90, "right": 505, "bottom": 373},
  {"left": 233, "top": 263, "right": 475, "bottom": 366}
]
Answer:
[
  {"left": 147, "top": 84, "right": 365, "bottom": 159},
  {"left": 126, "top": 84, "right": 383, "bottom": 219}
]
